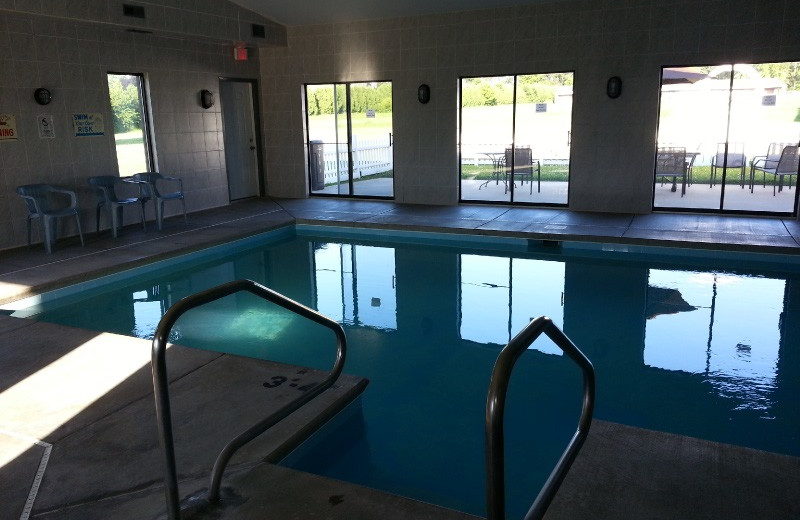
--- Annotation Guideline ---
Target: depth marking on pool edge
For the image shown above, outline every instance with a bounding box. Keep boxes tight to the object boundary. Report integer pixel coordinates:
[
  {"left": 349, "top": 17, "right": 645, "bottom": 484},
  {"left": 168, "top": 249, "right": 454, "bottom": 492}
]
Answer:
[{"left": 0, "top": 429, "right": 53, "bottom": 520}]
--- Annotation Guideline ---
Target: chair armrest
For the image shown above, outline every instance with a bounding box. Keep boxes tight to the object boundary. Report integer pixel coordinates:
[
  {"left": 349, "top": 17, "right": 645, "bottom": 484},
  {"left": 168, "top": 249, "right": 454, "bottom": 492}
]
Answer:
[
  {"left": 50, "top": 187, "right": 78, "bottom": 207},
  {"left": 18, "top": 194, "right": 41, "bottom": 214},
  {"left": 159, "top": 176, "right": 184, "bottom": 191}
]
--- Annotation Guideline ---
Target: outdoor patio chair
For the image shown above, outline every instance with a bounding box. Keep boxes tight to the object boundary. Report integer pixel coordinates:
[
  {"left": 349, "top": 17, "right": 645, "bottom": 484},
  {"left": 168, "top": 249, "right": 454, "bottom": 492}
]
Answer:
[
  {"left": 16, "top": 184, "right": 84, "bottom": 254},
  {"left": 504, "top": 146, "right": 541, "bottom": 194},
  {"left": 750, "top": 145, "right": 799, "bottom": 195},
  {"left": 655, "top": 147, "right": 688, "bottom": 197},
  {"left": 709, "top": 143, "right": 747, "bottom": 188},
  {"left": 87, "top": 176, "right": 147, "bottom": 238},
  {"left": 131, "top": 172, "right": 187, "bottom": 231},
  {"left": 750, "top": 142, "right": 795, "bottom": 191}
]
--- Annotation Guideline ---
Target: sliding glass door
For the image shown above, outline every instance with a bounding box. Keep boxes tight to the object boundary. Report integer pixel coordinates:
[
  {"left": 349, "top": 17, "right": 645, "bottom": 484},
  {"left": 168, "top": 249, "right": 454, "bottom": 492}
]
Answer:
[
  {"left": 459, "top": 73, "right": 573, "bottom": 205},
  {"left": 305, "top": 82, "right": 393, "bottom": 198},
  {"left": 654, "top": 62, "right": 800, "bottom": 215}
]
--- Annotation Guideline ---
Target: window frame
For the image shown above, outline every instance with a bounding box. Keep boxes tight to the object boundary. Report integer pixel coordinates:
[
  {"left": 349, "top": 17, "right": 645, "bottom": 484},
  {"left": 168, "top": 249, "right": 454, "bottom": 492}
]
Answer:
[
  {"left": 107, "top": 71, "right": 156, "bottom": 175},
  {"left": 303, "top": 80, "right": 395, "bottom": 200},
  {"left": 458, "top": 71, "right": 575, "bottom": 207},
  {"left": 652, "top": 62, "right": 800, "bottom": 217}
]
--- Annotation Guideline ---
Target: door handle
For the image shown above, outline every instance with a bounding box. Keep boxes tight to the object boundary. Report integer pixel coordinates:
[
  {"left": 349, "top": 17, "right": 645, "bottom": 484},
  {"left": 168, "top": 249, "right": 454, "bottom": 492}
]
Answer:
[{"left": 249, "top": 146, "right": 256, "bottom": 150}]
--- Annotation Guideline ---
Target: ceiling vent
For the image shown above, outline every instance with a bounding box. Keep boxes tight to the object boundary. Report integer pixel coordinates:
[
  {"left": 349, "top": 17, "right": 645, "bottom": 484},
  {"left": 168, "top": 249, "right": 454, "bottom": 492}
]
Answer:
[
  {"left": 122, "top": 4, "right": 146, "bottom": 19},
  {"left": 251, "top": 23, "right": 266, "bottom": 39}
]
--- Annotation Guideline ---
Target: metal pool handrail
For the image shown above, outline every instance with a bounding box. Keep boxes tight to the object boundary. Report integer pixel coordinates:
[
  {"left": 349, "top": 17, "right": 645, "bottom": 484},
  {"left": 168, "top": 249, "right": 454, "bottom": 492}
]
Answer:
[
  {"left": 151, "top": 279, "right": 347, "bottom": 520},
  {"left": 485, "top": 316, "right": 595, "bottom": 520}
]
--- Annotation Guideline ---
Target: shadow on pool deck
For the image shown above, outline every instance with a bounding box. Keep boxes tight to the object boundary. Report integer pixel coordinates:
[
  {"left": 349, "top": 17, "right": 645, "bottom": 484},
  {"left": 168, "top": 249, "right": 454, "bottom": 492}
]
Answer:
[{"left": 1, "top": 196, "right": 799, "bottom": 519}]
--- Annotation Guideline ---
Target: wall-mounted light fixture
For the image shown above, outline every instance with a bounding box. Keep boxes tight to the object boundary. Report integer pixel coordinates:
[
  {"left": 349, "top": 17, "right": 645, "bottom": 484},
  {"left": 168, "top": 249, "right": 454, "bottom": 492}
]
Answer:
[
  {"left": 606, "top": 76, "right": 622, "bottom": 99},
  {"left": 417, "top": 84, "right": 430, "bottom": 104},
  {"left": 200, "top": 89, "right": 214, "bottom": 109},
  {"left": 34, "top": 88, "right": 52, "bottom": 105}
]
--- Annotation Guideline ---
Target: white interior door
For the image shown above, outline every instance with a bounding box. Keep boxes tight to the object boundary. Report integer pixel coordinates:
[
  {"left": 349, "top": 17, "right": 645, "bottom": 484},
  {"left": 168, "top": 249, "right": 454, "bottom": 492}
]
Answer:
[{"left": 220, "top": 80, "right": 260, "bottom": 200}]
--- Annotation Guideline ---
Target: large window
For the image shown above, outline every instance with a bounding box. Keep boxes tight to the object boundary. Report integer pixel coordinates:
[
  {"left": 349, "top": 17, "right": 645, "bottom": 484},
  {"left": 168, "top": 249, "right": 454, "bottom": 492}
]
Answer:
[
  {"left": 305, "top": 82, "right": 394, "bottom": 198},
  {"left": 459, "top": 73, "right": 573, "bottom": 205},
  {"left": 654, "top": 62, "right": 800, "bottom": 215},
  {"left": 107, "top": 73, "right": 154, "bottom": 176}
]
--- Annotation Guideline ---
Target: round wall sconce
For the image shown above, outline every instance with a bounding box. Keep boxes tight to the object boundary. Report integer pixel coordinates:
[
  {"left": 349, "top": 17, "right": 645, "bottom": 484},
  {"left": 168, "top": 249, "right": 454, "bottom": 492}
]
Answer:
[
  {"left": 606, "top": 76, "right": 622, "bottom": 99},
  {"left": 34, "top": 88, "right": 52, "bottom": 105},
  {"left": 200, "top": 89, "right": 215, "bottom": 109},
  {"left": 417, "top": 84, "right": 430, "bottom": 104}
]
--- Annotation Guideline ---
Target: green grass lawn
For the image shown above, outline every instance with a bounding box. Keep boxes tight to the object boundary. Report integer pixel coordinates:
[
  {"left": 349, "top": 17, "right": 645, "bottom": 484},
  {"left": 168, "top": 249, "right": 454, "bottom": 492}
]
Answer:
[
  {"left": 461, "top": 163, "right": 795, "bottom": 187},
  {"left": 309, "top": 112, "right": 393, "bottom": 141},
  {"left": 688, "top": 165, "right": 794, "bottom": 186},
  {"left": 114, "top": 129, "right": 148, "bottom": 176},
  {"left": 460, "top": 163, "right": 569, "bottom": 181}
]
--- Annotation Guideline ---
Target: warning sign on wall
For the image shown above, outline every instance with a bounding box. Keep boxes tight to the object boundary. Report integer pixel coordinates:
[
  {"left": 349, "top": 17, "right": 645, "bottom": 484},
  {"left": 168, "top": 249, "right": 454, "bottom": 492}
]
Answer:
[
  {"left": 38, "top": 114, "right": 55, "bottom": 139},
  {"left": 73, "top": 113, "right": 104, "bottom": 137},
  {"left": 0, "top": 114, "right": 18, "bottom": 141}
]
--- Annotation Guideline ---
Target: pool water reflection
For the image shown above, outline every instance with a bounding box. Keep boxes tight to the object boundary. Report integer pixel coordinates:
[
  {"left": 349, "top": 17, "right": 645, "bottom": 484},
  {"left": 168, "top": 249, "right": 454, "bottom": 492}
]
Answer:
[{"left": 26, "top": 234, "right": 800, "bottom": 517}]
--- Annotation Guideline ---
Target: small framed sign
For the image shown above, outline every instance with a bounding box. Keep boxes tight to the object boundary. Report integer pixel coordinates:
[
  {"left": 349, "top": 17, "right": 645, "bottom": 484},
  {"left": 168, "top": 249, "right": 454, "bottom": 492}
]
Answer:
[
  {"left": 73, "top": 113, "right": 104, "bottom": 137},
  {"left": 366, "top": 109, "right": 376, "bottom": 118},
  {"left": 0, "top": 114, "right": 18, "bottom": 141},
  {"left": 38, "top": 114, "right": 55, "bottom": 139}
]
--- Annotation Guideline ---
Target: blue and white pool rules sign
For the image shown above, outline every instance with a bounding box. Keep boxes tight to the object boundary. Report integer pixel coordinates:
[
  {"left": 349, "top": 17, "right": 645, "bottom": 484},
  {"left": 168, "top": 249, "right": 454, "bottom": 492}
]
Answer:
[{"left": 72, "top": 113, "right": 104, "bottom": 137}]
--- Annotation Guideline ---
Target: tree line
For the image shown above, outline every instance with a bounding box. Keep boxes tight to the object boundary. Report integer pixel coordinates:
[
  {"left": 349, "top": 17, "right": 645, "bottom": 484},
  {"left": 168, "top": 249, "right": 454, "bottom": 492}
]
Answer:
[
  {"left": 461, "top": 74, "right": 573, "bottom": 107},
  {"left": 307, "top": 83, "right": 393, "bottom": 116},
  {"left": 108, "top": 76, "right": 142, "bottom": 133}
]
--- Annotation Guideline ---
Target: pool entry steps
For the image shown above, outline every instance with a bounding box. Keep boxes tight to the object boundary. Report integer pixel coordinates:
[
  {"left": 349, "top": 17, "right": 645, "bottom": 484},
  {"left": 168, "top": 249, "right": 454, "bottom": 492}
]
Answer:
[
  {"left": 151, "top": 280, "right": 348, "bottom": 519},
  {"left": 150, "top": 280, "right": 595, "bottom": 520}
]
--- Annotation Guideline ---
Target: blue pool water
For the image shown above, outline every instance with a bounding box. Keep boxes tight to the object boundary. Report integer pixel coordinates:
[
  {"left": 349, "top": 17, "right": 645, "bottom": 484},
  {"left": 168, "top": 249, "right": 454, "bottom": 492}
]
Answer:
[{"left": 12, "top": 228, "right": 800, "bottom": 517}]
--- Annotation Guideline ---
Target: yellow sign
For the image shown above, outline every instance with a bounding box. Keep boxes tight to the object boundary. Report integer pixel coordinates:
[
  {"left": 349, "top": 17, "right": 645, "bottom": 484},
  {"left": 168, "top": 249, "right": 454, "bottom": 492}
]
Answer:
[{"left": 0, "top": 114, "right": 18, "bottom": 140}]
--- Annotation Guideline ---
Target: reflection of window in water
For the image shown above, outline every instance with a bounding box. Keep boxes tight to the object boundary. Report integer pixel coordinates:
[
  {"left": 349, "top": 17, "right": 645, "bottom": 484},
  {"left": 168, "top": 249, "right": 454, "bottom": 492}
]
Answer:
[
  {"left": 458, "top": 255, "right": 565, "bottom": 354},
  {"left": 132, "top": 288, "right": 168, "bottom": 338},
  {"left": 312, "top": 242, "right": 397, "bottom": 330},
  {"left": 644, "top": 269, "right": 784, "bottom": 410}
]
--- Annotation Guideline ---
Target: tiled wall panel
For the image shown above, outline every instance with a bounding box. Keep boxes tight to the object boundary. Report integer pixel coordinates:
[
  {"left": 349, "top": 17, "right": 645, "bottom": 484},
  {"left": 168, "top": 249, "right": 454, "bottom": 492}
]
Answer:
[
  {"left": 260, "top": 0, "right": 800, "bottom": 213},
  {"left": 0, "top": 1, "right": 276, "bottom": 250}
]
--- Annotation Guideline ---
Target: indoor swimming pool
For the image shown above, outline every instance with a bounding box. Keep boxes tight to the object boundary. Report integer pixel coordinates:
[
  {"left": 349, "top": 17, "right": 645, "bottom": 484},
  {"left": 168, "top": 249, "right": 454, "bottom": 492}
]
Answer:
[{"left": 8, "top": 227, "right": 800, "bottom": 518}]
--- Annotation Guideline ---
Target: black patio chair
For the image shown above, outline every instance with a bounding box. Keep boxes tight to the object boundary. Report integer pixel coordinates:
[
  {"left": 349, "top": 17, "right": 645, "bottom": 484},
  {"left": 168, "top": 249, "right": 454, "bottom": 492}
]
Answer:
[
  {"left": 750, "top": 145, "right": 799, "bottom": 195},
  {"left": 655, "top": 147, "right": 688, "bottom": 197},
  {"left": 709, "top": 142, "right": 747, "bottom": 188},
  {"left": 504, "top": 146, "right": 541, "bottom": 194},
  {"left": 749, "top": 142, "right": 795, "bottom": 191}
]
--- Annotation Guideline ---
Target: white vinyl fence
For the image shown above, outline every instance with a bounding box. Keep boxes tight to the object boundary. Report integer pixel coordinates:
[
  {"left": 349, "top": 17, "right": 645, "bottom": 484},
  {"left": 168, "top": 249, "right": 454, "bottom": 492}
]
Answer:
[{"left": 313, "top": 135, "right": 393, "bottom": 185}]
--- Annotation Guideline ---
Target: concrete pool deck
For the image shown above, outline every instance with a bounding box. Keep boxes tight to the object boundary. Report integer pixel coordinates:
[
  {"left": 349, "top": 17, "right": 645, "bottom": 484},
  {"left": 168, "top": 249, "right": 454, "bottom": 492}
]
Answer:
[{"left": 1, "top": 197, "right": 799, "bottom": 519}]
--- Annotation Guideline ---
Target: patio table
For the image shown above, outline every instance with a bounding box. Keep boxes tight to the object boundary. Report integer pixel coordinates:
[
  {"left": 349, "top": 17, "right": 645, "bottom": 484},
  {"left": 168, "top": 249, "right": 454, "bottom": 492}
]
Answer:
[{"left": 479, "top": 152, "right": 506, "bottom": 190}]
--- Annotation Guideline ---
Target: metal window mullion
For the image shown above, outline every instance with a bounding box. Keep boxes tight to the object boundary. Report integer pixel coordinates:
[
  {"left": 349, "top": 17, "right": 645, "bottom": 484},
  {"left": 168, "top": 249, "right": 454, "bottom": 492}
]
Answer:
[
  {"left": 510, "top": 76, "right": 518, "bottom": 203},
  {"left": 346, "top": 84, "right": 354, "bottom": 196},
  {"left": 719, "top": 65, "right": 736, "bottom": 211}
]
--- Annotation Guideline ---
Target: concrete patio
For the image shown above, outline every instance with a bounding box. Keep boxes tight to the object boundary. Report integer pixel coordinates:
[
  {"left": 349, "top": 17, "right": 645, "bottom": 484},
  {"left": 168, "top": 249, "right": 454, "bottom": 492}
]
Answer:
[{"left": 310, "top": 177, "right": 798, "bottom": 211}]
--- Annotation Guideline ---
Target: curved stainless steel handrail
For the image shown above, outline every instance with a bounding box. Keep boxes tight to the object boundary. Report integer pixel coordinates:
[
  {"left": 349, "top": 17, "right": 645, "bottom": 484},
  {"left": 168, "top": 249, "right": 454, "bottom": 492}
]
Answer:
[
  {"left": 151, "top": 279, "right": 346, "bottom": 520},
  {"left": 485, "top": 316, "right": 595, "bottom": 520}
]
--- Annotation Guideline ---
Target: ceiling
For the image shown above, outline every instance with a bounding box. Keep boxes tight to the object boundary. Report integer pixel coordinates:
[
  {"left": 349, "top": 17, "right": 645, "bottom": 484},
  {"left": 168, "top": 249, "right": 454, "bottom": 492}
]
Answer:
[{"left": 230, "top": 0, "right": 551, "bottom": 26}]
